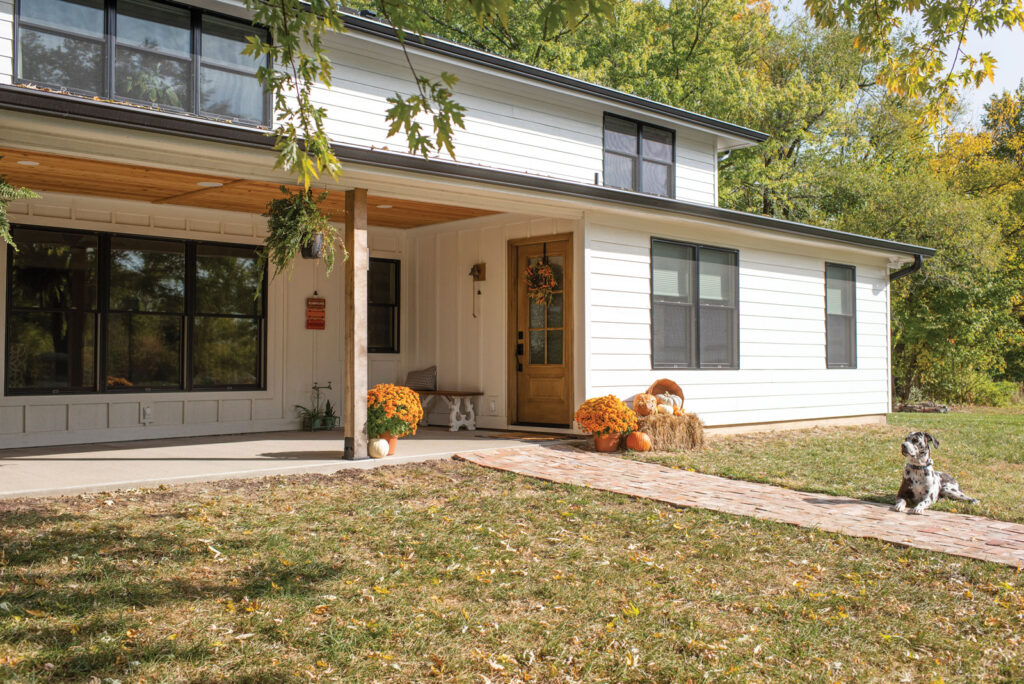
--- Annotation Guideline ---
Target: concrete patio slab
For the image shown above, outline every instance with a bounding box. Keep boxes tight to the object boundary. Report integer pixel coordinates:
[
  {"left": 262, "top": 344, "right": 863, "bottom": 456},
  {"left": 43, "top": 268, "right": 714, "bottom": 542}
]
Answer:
[{"left": 0, "top": 428, "right": 549, "bottom": 499}]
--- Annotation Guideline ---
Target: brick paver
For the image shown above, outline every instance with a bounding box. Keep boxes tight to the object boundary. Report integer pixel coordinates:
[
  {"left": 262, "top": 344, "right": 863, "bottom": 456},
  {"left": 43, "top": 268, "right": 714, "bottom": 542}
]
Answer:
[{"left": 455, "top": 445, "right": 1024, "bottom": 569}]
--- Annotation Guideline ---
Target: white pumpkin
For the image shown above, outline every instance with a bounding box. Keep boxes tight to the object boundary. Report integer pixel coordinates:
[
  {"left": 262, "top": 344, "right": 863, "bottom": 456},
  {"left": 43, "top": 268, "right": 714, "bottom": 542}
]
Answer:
[
  {"left": 669, "top": 395, "right": 683, "bottom": 410},
  {"left": 368, "top": 438, "right": 390, "bottom": 459},
  {"left": 656, "top": 393, "right": 672, "bottom": 405},
  {"left": 656, "top": 404, "right": 674, "bottom": 415}
]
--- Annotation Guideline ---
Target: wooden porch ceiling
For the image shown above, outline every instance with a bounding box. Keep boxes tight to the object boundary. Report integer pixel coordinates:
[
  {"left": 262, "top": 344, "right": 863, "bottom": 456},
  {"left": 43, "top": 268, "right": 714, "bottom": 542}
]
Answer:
[{"left": 0, "top": 147, "right": 496, "bottom": 229}]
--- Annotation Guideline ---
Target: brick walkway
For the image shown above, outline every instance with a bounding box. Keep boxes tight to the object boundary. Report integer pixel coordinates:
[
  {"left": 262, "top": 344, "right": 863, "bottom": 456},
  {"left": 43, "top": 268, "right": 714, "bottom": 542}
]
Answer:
[{"left": 455, "top": 445, "right": 1024, "bottom": 569}]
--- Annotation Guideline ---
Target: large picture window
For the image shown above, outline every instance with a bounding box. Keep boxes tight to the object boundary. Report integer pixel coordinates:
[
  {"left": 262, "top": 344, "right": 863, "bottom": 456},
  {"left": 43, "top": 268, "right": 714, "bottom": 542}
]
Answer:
[
  {"left": 368, "top": 258, "right": 400, "bottom": 354},
  {"left": 651, "top": 238, "right": 738, "bottom": 369},
  {"left": 603, "top": 114, "right": 675, "bottom": 197},
  {"left": 15, "top": 0, "right": 269, "bottom": 125},
  {"left": 825, "top": 263, "right": 856, "bottom": 368},
  {"left": 5, "top": 226, "right": 266, "bottom": 395}
]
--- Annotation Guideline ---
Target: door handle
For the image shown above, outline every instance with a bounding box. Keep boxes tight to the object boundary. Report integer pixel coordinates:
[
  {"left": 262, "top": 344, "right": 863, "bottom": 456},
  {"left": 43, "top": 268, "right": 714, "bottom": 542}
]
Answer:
[
  {"left": 517, "top": 362, "right": 523, "bottom": 372},
  {"left": 516, "top": 342, "right": 524, "bottom": 355}
]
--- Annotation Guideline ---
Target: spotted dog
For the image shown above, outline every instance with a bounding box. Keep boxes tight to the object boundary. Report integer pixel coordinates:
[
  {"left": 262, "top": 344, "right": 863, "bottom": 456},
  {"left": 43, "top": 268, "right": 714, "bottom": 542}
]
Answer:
[{"left": 892, "top": 431, "right": 978, "bottom": 514}]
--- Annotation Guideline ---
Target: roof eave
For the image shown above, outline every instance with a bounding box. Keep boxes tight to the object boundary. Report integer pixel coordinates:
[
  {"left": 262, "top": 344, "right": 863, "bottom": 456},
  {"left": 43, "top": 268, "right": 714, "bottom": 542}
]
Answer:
[{"left": 0, "top": 87, "right": 934, "bottom": 259}]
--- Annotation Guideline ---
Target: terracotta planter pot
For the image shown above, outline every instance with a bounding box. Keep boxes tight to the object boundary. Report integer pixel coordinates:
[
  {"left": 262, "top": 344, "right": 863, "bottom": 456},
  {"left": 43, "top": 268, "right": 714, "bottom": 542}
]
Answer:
[
  {"left": 593, "top": 432, "right": 621, "bottom": 453},
  {"left": 380, "top": 431, "right": 399, "bottom": 456}
]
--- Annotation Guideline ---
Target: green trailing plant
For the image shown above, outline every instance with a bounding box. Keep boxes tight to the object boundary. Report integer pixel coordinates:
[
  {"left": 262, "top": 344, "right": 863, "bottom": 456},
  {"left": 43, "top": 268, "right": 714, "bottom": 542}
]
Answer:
[
  {"left": 0, "top": 175, "right": 40, "bottom": 251},
  {"left": 261, "top": 186, "right": 346, "bottom": 277}
]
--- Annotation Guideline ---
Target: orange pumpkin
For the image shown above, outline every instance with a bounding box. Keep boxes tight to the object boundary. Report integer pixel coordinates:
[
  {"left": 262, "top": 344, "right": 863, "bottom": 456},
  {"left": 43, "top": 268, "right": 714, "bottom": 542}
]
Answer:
[
  {"left": 626, "top": 431, "right": 653, "bottom": 452},
  {"left": 633, "top": 393, "right": 658, "bottom": 417}
]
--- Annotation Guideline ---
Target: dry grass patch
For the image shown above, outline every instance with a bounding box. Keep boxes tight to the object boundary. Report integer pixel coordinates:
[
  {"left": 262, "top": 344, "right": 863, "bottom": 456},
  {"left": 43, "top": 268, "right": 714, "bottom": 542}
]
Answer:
[{"left": 0, "top": 460, "right": 1022, "bottom": 682}]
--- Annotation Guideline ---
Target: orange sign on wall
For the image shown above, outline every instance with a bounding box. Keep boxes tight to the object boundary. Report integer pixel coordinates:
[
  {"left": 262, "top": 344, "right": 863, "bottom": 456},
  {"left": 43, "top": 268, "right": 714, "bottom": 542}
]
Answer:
[{"left": 306, "top": 297, "right": 326, "bottom": 330}]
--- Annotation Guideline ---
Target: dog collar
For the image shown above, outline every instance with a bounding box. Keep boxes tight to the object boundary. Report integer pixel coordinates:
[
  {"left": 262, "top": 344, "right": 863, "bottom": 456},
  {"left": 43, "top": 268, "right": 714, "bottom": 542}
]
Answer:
[{"left": 908, "top": 460, "right": 933, "bottom": 470}]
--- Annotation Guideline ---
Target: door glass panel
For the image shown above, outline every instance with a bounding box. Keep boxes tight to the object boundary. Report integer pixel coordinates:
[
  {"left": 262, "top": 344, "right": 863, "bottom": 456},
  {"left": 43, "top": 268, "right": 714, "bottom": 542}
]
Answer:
[
  {"left": 547, "top": 293, "right": 563, "bottom": 327},
  {"left": 547, "top": 256, "right": 564, "bottom": 290},
  {"left": 546, "top": 330, "right": 563, "bottom": 365},
  {"left": 529, "top": 299, "right": 545, "bottom": 328},
  {"left": 529, "top": 330, "right": 545, "bottom": 364}
]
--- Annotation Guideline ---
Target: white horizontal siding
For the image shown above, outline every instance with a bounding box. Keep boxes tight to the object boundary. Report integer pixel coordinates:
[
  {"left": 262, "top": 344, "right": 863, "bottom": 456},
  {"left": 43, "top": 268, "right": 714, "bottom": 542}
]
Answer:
[
  {"left": 314, "top": 31, "right": 719, "bottom": 205},
  {"left": 585, "top": 218, "right": 893, "bottom": 426},
  {"left": 0, "top": 0, "right": 12, "bottom": 84}
]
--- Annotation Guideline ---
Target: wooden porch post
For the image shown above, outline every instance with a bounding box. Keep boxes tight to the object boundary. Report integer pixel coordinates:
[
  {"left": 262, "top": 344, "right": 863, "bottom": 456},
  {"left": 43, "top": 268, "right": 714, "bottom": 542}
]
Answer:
[{"left": 344, "top": 188, "right": 369, "bottom": 460}]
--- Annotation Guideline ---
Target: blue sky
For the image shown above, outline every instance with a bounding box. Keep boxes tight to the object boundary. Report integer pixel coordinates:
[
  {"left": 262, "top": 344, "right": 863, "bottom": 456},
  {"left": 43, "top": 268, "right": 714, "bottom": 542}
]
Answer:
[{"left": 955, "top": 28, "right": 1024, "bottom": 127}]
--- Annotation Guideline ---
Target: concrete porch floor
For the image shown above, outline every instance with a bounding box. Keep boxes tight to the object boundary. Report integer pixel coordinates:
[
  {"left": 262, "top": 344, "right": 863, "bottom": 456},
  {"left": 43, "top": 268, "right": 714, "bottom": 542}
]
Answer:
[{"left": 0, "top": 428, "right": 552, "bottom": 499}]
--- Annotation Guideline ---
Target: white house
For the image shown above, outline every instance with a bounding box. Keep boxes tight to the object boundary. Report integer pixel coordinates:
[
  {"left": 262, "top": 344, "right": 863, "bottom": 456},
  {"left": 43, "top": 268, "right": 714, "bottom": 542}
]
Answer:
[{"left": 0, "top": 0, "right": 933, "bottom": 454}]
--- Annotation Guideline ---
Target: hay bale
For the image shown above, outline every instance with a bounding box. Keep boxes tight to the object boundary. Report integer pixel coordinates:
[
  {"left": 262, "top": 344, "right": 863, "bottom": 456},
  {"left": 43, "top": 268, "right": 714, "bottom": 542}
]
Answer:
[{"left": 637, "top": 413, "right": 704, "bottom": 451}]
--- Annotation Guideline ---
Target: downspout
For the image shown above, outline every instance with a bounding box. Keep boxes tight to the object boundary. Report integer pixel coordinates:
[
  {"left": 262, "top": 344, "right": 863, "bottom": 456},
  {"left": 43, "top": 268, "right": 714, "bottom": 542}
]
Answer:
[{"left": 889, "top": 254, "right": 923, "bottom": 281}]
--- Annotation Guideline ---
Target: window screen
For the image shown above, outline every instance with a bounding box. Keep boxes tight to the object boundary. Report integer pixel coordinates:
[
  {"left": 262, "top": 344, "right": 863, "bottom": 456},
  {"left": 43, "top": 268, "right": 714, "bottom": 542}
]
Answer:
[
  {"left": 603, "top": 114, "right": 675, "bottom": 197},
  {"left": 652, "top": 239, "right": 738, "bottom": 369},
  {"left": 368, "top": 258, "right": 400, "bottom": 354},
  {"left": 825, "top": 263, "right": 856, "bottom": 368},
  {"left": 16, "top": 0, "right": 269, "bottom": 125}
]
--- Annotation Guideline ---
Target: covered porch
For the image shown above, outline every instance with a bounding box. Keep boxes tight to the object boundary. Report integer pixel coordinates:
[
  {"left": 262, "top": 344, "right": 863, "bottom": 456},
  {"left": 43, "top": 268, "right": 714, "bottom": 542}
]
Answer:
[
  {"left": 0, "top": 428, "right": 561, "bottom": 499},
  {"left": 0, "top": 106, "right": 585, "bottom": 456}
]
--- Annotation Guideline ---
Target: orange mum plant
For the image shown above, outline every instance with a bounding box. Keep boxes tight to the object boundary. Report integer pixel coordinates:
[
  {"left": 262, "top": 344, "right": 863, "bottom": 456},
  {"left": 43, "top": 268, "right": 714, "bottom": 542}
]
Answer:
[
  {"left": 574, "top": 395, "right": 638, "bottom": 435},
  {"left": 366, "top": 384, "right": 424, "bottom": 439}
]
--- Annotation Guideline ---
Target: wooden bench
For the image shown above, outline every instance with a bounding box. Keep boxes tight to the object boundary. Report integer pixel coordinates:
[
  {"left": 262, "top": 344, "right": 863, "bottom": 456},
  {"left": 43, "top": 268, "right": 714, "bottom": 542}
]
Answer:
[{"left": 415, "top": 390, "right": 484, "bottom": 432}]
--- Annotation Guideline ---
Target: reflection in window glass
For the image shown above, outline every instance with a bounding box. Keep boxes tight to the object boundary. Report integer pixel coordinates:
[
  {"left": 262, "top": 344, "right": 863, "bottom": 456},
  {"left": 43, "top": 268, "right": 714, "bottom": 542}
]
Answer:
[
  {"left": 106, "top": 313, "right": 182, "bottom": 388},
  {"left": 529, "top": 330, "right": 545, "bottom": 365},
  {"left": 193, "top": 317, "right": 259, "bottom": 387},
  {"left": 7, "top": 312, "right": 96, "bottom": 391},
  {"left": 18, "top": 29, "right": 104, "bottom": 93},
  {"left": 115, "top": 47, "right": 191, "bottom": 108},
  {"left": 202, "top": 16, "right": 263, "bottom": 71},
  {"left": 196, "top": 245, "right": 261, "bottom": 315},
  {"left": 109, "top": 238, "right": 185, "bottom": 312},
  {"left": 367, "top": 259, "right": 400, "bottom": 353},
  {"left": 200, "top": 67, "right": 265, "bottom": 122},
  {"left": 825, "top": 264, "right": 856, "bottom": 368},
  {"left": 6, "top": 228, "right": 98, "bottom": 392},
  {"left": 20, "top": 0, "right": 105, "bottom": 36},
  {"left": 116, "top": 0, "right": 191, "bottom": 55}
]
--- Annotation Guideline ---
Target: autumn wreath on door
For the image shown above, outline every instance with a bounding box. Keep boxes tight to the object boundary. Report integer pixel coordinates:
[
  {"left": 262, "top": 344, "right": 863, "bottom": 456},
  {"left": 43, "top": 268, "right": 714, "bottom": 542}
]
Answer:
[{"left": 524, "top": 261, "right": 557, "bottom": 305}]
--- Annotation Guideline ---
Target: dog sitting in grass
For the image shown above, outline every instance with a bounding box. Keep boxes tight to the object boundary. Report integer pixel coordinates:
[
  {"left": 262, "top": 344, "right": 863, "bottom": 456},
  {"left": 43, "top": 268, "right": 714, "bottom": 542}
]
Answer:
[{"left": 892, "top": 432, "right": 979, "bottom": 514}]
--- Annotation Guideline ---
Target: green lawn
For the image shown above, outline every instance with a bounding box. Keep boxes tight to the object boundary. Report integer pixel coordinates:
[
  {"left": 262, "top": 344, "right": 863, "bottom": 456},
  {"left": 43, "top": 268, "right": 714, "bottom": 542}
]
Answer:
[
  {"left": 631, "top": 408, "right": 1024, "bottom": 523},
  {"left": 1, "top": 459, "right": 1023, "bottom": 682}
]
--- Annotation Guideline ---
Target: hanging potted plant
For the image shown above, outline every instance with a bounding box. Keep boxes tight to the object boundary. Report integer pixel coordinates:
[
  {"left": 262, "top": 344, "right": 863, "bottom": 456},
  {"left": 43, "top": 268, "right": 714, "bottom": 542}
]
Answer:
[
  {"left": 524, "top": 261, "right": 557, "bottom": 305},
  {"left": 574, "top": 395, "right": 638, "bottom": 453},
  {"left": 366, "top": 383, "right": 424, "bottom": 456},
  {"left": 1, "top": 172, "right": 40, "bottom": 250},
  {"left": 261, "top": 186, "right": 346, "bottom": 276}
]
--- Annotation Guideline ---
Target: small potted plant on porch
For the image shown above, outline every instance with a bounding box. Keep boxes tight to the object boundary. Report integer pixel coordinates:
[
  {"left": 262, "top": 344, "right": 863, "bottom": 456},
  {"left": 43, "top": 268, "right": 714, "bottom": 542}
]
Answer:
[
  {"left": 366, "top": 384, "right": 424, "bottom": 456},
  {"left": 296, "top": 382, "right": 335, "bottom": 431},
  {"left": 574, "top": 395, "right": 638, "bottom": 453},
  {"left": 261, "top": 186, "right": 346, "bottom": 277}
]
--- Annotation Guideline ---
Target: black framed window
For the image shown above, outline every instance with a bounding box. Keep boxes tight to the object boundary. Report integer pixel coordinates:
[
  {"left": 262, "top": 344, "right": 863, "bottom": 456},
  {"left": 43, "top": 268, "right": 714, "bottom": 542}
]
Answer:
[
  {"left": 368, "top": 258, "right": 399, "bottom": 354},
  {"left": 15, "top": 0, "right": 269, "bottom": 125},
  {"left": 5, "top": 226, "right": 266, "bottom": 395},
  {"left": 5, "top": 228, "right": 99, "bottom": 392},
  {"left": 651, "top": 238, "right": 738, "bottom": 369},
  {"left": 825, "top": 263, "right": 856, "bottom": 368},
  {"left": 603, "top": 114, "right": 675, "bottom": 197}
]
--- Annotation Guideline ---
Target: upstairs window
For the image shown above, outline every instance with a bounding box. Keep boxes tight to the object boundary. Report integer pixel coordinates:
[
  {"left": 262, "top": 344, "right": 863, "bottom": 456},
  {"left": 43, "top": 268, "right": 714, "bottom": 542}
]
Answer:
[
  {"left": 603, "top": 114, "right": 675, "bottom": 197},
  {"left": 16, "top": 0, "right": 269, "bottom": 125},
  {"left": 651, "top": 238, "right": 738, "bottom": 369},
  {"left": 825, "top": 263, "right": 856, "bottom": 368}
]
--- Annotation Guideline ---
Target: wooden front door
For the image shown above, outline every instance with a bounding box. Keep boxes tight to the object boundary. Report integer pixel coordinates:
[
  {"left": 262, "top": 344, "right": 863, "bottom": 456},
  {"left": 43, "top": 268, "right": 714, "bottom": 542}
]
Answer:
[{"left": 509, "top": 235, "right": 573, "bottom": 426}]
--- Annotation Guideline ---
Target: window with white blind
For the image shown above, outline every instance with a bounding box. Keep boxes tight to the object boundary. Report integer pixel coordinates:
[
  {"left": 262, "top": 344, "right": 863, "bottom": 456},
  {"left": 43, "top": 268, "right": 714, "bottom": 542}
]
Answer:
[
  {"left": 651, "top": 238, "right": 739, "bottom": 369},
  {"left": 603, "top": 114, "right": 675, "bottom": 197},
  {"left": 825, "top": 263, "right": 856, "bottom": 368}
]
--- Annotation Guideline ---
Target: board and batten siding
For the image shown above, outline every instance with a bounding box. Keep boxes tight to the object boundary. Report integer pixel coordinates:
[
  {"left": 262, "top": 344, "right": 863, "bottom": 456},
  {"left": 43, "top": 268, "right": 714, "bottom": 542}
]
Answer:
[
  {"left": 584, "top": 217, "right": 892, "bottom": 426},
  {"left": 0, "top": 192, "right": 353, "bottom": 448},
  {"left": 314, "top": 30, "right": 719, "bottom": 205},
  {"left": 398, "top": 214, "right": 585, "bottom": 429}
]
